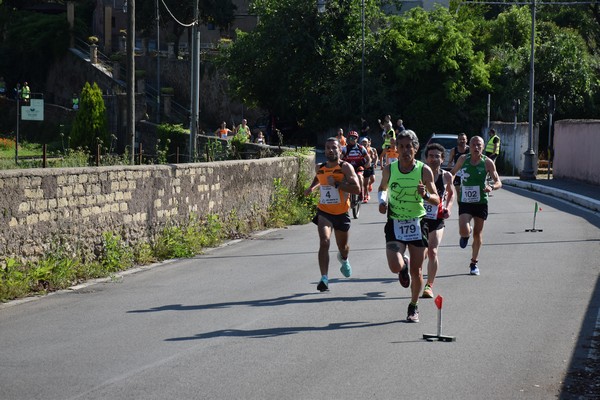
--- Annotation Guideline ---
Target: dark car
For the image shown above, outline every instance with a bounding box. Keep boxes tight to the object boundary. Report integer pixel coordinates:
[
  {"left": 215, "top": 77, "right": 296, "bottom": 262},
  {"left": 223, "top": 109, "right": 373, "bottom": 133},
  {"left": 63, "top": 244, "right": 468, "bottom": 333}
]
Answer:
[
  {"left": 252, "top": 115, "right": 299, "bottom": 143},
  {"left": 420, "top": 133, "right": 459, "bottom": 169}
]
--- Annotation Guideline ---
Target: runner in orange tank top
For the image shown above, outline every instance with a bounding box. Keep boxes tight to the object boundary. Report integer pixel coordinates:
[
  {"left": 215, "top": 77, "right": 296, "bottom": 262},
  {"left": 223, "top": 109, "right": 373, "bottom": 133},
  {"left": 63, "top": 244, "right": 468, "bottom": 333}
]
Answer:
[{"left": 305, "top": 137, "right": 361, "bottom": 292}]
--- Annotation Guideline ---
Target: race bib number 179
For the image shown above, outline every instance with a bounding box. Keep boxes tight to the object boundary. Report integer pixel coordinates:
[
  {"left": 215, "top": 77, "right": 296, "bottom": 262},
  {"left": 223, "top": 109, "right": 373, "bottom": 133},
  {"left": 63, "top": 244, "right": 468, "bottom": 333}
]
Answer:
[{"left": 393, "top": 218, "right": 422, "bottom": 241}]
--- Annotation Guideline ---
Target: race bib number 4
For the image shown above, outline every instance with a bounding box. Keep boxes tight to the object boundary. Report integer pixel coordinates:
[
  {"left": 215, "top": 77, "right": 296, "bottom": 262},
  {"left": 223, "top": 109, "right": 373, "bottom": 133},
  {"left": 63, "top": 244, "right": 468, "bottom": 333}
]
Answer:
[
  {"left": 461, "top": 185, "right": 481, "bottom": 203},
  {"left": 319, "top": 185, "right": 341, "bottom": 204},
  {"left": 393, "top": 218, "right": 422, "bottom": 241}
]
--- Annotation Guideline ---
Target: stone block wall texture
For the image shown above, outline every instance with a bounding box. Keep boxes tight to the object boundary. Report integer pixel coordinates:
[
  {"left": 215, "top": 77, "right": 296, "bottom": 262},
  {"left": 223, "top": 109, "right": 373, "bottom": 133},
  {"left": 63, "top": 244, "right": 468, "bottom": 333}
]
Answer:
[
  {"left": 553, "top": 120, "right": 600, "bottom": 186},
  {"left": 0, "top": 155, "right": 314, "bottom": 263}
]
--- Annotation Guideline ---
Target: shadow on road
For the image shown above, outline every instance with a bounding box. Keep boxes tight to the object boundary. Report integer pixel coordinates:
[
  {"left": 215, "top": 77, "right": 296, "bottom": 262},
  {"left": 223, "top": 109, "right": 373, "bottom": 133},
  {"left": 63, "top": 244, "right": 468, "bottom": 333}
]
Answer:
[
  {"left": 164, "top": 319, "right": 404, "bottom": 341},
  {"left": 560, "top": 273, "right": 600, "bottom": 399},
  {"left": 127, "top": 289, "right": 405, "bottom": 314}
]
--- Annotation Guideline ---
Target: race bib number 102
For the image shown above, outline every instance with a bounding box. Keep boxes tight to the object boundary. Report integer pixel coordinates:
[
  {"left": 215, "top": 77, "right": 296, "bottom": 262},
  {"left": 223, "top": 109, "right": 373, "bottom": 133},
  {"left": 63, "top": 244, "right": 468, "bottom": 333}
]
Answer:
[{"left": 461, "top": 185, "right": 481, "bottom": 203}]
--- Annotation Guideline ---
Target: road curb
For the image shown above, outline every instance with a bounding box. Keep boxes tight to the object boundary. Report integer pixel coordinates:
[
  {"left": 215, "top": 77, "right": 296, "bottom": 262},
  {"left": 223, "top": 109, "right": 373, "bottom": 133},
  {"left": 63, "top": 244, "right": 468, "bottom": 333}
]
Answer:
[{"left": 502, "top": 179, "right": 600, "bottom": 213}]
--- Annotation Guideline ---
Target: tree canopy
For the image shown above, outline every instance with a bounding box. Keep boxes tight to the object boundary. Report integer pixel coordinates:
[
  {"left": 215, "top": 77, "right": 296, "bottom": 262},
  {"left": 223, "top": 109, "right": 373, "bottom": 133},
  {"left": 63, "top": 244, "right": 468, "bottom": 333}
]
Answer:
[{"left": 220, "top": 0, "right": 600, "bottom": 141}]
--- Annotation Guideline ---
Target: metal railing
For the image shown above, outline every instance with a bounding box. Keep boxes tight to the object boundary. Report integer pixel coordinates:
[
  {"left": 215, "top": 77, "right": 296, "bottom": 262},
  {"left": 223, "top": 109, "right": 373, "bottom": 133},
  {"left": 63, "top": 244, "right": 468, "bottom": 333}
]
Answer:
[{"left": 73, "top": 38, "right": 126, "bottom": 88}]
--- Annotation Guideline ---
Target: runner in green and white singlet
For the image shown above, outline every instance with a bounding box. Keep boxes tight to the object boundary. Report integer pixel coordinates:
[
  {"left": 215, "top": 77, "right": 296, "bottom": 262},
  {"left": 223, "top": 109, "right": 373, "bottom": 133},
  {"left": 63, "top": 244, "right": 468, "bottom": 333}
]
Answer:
[{"left": 451, "top": 136, "right": 502, "bottom": 276}]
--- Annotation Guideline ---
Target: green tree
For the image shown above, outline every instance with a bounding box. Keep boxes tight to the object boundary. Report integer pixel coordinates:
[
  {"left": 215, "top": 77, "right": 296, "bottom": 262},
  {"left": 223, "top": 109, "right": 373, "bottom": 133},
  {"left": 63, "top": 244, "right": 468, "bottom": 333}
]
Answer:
[
  {"left": 222, "top": 0, "right": 600, "bottom": 141},
  {"left": 535, "top": 21, "right": 596, "bottom": 120},
  {"left": 222, "top": 0, "right": 386, "bottom": 132},
  {"left": 377, "top": 6, "right": 491, "bottom": 136},
  {"left": 71, "top": 82, "right": 108, "bottom": 150},
  {"left": 222, "top": 1, "right": 493, "bottom": 137},
  {"left": 478, "top": 6, "right": 597, "bottom": 124},
  {"left": 0, "top": 11, "right": 70, "bottom": 91}
]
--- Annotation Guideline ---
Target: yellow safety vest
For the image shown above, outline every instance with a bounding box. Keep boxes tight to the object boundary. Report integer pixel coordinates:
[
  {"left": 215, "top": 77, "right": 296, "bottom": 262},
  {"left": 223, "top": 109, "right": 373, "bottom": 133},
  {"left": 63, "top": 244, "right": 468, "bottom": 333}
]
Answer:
[{"left": 485, "top": 136, "right": 500, "bottom": 155}]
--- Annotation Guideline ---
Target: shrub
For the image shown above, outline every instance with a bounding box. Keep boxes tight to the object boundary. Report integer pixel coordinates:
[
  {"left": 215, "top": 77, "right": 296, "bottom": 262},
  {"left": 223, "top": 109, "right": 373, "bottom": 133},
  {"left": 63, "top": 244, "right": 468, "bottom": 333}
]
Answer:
[{"left": 70, "top": 82, "right": 108, "bottom": 150}]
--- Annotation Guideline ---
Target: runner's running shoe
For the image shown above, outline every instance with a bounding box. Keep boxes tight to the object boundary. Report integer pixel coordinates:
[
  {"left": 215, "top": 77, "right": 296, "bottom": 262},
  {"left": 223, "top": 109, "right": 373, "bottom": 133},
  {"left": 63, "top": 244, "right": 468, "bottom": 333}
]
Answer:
[
  {"left": 407, "top": 303, "right": 419, "bottom": 323},
  {"left": 422, "top": 283, "right": 433, "bottom": 298},
  {"left": 398, "top": 255, "right": 410, "bottom": 288},
  {"left": 317, "top": 277, "right": 329, "bottom": 292},
  {"left": 459, "top": 236, "right": 469, "bottom": 249},
  {"left": 338, "top": 252, "right": 352, "bottom": 278},
  {"left": 469, "top": 262, "right": 480, "bottom": 276}
]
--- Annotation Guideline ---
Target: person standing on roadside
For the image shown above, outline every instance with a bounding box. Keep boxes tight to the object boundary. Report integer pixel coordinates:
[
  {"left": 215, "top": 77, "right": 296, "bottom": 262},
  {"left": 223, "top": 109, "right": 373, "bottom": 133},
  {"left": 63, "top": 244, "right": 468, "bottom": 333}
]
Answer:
[
  {"left": 21, "top": 82, "right": 30, "bottom": 104},
  {"left": 215, "top": 121, "right": 232, "bottom": 139},
  {"left": 396, "top": 119, "right": 405, "bottom": 133},
  {"left": 361, "top": 117, "right": 370, "bottom": 138},
  {"left": 377, "top": 130, "right": 440, "bottom": 322},
  {"left": 336, "top": 128, "right": 347, "bottom": 149},
  {"left": 451, "top": 136, "right": 502, "bottom": 276},
  {"left": 379, "top": 115, "right": 394, "bottom": 167},
  {"left": 485, "top": 128, "right": 500, "bottom": 162},
  {"left": 236, "top": 119, "right": 251, "bottom": 140},
  {"left": 421, "top": 143, "right": 454, "bottom": 298},
  {"left": 379, "top": 114, "right": 392, "bottom": 133},
  {"left": 305, "top": 137, "right": 361, "bottom": 292}
]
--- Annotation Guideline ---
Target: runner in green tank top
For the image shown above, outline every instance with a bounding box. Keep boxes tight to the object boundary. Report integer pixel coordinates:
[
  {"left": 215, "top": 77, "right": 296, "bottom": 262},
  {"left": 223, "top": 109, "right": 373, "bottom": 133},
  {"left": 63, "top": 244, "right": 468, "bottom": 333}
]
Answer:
[
  {"left": 377, "top": 130, "right": 440, "bottom": 323},
  {"left": 451, "top": 136, "right": 502, "bottom": 276}
]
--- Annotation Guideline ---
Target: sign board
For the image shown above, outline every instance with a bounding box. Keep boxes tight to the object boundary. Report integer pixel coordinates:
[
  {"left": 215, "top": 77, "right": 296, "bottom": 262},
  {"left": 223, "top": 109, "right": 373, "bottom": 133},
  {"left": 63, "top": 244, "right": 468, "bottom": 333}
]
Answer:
[{"left": 21, "top": 99, "right": 44, "bottom": 121}]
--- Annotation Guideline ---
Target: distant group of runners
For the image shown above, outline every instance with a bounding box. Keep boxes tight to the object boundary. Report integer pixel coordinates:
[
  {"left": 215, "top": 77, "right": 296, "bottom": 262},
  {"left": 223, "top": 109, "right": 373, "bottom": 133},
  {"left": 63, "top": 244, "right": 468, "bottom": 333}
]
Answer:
[{"left": 305, "top": 125, "right": 502, "bottom": 323}]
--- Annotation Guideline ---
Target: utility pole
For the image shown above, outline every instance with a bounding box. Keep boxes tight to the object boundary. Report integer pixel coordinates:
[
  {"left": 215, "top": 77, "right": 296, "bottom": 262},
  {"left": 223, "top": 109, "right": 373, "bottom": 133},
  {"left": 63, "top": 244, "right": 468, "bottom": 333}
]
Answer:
[
  {"left": 126, "top": 0, "right": 136, "bottom": 164},
  {"left": 547, "top": 94, "right": 555, "bottom": 179},
  {"left": 520, "top": 0, "right": 537, "bottom": 180},
  {"left": 361, "top": 0, "right": 365, "bottom": 117},
  {"left": 512, "top": 99, "right": 520, "bottom": 176},
  {"left": 15, "top": 83, "right": 20, "bottom": 165},
  {"left": 156, "top": 0, "right": 161, "bottom": 124},
  {"left": 189, "top": 0, "right": 200, "bottom": 162}
]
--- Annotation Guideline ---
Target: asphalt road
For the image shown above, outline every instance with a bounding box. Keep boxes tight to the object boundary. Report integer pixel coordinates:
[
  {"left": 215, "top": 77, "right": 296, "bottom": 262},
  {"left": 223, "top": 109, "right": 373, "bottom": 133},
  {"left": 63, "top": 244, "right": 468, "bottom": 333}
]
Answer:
[{"left": 1, "top": 170, "right": 599, "bottom": 400}]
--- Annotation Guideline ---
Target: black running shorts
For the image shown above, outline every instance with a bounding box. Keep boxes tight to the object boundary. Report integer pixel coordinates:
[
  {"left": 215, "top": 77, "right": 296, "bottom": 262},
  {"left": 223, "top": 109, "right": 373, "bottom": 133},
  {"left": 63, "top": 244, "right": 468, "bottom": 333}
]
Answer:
[
  {"left": 384, "top": 218, "right": 429, "bottom": 247},
  {"left": 423, "top": 218, "right": 445, "bottom": 232},
  {"left": 458, "top": 202, "right": 488, "bottom": 220},
  {"left": 313, "top": 210, "right": 351, "bottom": 232}
]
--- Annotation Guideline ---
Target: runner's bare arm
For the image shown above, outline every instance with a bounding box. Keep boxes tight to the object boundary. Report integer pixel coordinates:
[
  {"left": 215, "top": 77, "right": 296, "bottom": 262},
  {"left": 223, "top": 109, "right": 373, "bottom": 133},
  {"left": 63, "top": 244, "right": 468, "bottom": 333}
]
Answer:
[
  {"left": 378, "top": 164, "right": 391, "bottom": 214},
  {"left": 303, "top": 167, "right": 320, "bottom": 195},
  {"left": 443, "top": 170, "right": 454, "bottom": 217},
  {"left": 420, "top": 166, "right": 441, "bottom": 206},
  {"left": 450, "top": 154, "right": 466, "bottom": 177},
  {"left": 485, "top": 158, "right": 502, "bottom": 192},
  {"left": 339, "top": 162, "right": 361, "bottom": 195},
  {"left": 448, "top": 148, "right": 456, "bottom": 168}
]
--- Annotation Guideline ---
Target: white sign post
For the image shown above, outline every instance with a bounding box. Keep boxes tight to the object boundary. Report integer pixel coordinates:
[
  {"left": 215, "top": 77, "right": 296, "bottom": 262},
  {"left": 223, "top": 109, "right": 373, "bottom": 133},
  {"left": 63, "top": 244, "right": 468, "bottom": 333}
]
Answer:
[{"left": 21, "top": 99, "right": 44, "bottom": 121}]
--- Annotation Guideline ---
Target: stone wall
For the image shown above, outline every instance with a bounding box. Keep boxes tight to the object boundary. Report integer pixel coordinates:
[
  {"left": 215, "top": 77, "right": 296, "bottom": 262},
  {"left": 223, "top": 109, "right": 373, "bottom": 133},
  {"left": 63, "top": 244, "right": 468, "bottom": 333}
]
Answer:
[{"left": 0, "top": 154, "right": 314, "bottom": 263}]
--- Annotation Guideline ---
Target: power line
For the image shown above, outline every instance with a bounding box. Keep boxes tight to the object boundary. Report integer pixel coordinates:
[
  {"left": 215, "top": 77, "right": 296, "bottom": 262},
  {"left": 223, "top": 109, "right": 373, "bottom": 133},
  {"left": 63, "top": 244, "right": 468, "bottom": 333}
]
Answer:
[{"left": 160, "top": 0, "right": 197, "bottom": 27}]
